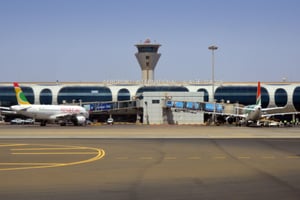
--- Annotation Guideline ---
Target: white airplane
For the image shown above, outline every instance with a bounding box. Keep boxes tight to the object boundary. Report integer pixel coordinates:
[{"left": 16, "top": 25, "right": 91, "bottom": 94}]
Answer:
[
  {"left": 226, "top": 81, "right": 298, "bottom": 126},
  {"left": 0, "top": 82, "right": 89, "bottom": 126}
]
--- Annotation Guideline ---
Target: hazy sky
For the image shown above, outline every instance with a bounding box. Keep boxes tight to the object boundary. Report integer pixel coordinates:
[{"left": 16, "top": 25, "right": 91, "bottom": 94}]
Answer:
[{"left": 0, "top": 0, "right": 299, "bottom": 82}]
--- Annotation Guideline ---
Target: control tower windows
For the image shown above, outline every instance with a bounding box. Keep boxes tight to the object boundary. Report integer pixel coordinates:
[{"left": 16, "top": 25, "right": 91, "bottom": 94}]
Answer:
[{"left": 138, "top": 47, "right": 158, "bottom": 53}]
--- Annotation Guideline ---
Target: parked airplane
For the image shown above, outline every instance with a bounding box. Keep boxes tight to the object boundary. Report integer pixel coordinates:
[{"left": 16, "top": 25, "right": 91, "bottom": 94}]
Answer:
[
  {"left": 0, "top": 82, "right": 89, "bottom": 126},
  {"left": 226, "top": 81, "right": 297, "bottom": 126}
]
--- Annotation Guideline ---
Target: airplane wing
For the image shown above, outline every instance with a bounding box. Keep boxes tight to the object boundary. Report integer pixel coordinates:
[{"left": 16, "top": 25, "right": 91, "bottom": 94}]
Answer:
[
  {"left": 262, "top": 112, "right": 300, "bottom": 118},
  {"left": 0, "top": 110, "right": 17, "bottom": 114},
  {"left": 49, "top": 113, "right": 86, "bottom": 120},
  {"left": 49, "top": 113, "right": 76, "bottom": 120},
  {"left": 203, "top": 111, "right": 247, "bottom": 119},
  {"left": 0, "top": 107, "right": 17, "bottom": 114},
  {"left": 262, "top": 105, "right": 298, "bottom": 116},
  {"left": 261, "top": 107, "right": 285, "bottom": 111},
  {"left": 0, "top": 106, "right": 11, "bottom": 110}
]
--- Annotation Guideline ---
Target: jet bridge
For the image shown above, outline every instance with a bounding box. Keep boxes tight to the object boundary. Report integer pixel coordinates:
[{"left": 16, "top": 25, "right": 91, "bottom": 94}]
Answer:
[
  {"left": 84, "top": 100, "right": 138, "bottom": 113},
  {"left": 82, "top": 100, "right": 139, "bottom": 123}
]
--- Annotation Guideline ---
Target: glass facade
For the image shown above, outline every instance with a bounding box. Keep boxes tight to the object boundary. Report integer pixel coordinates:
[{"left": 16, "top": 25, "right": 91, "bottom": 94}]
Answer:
[
  {"left": 274, "top": 88, "right": 288, "bottom": 107},
  {"left": 0, "top": 86, "right": 34, "bottom": 106},
  {"left": 57, "top": 87, "right": 112, "bottom": 104},
  {"left": 117, "top": 88, "right": 131, "bottom": 101},
  {"left": 215, "top": 86, "right": 269, "bottom": 108},
  {"left": 40, "top": 89, "right": 52, "bottom": 105},
  {"left": 136, "top": 86, "right": 189, "bottom": 98},
  {"left": 293, "top": 87, "right": 300, "bottom": 111},
  {"left": 197, "top": 88, "right": 209, "bottom": 102}
]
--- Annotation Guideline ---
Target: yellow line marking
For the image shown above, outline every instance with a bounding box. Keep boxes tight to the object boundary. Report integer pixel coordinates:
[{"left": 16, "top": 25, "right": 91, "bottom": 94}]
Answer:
[
  {"left": 286, "top": 156, "right": 299, "bottom": 159},
  {"left": 164, "top": 156, "right": 177, "bottom": 160},
  {"left": 11, "top": 147, "right": 87, "bottom": 151},
  {"left": 0, "top": 144, "right": 27, "bottom": 147},
  {"left": 187, "top": 156, "right": 201, "bottom": 160},
  {"left": 0, "top": 163, "right": 62, "bottom": 166},
  {"left": 0, "top": 143, "right": 105, "bottom": 171},
  {"left": 12, "top": 152, "right": 98, "bottom": 155}
]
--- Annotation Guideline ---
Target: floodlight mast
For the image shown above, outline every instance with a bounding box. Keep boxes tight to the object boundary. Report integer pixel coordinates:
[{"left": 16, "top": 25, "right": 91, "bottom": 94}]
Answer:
[{"left": 208, "top": 45, "right": 218, "bottom": 124}]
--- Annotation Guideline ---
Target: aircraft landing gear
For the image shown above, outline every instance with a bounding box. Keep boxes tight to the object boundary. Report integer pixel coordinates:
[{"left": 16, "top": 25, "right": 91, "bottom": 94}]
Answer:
[{"left": 40, "top": 121, "right": 47, "bottom": 126}]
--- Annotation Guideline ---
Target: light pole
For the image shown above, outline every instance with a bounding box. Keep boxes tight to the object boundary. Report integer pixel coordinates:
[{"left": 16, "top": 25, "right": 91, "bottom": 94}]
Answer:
[{"left": 208, "top": 45, "right": 218, "bottom": 124}]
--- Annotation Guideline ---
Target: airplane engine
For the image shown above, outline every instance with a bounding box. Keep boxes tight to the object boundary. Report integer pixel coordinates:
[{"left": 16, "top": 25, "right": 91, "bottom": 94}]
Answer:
[
  {"left": 75, "top": 115, "right": 86, "bottom": 125},
  {"left": 226, "top": 116, "right": 234, "bottom": 124}
]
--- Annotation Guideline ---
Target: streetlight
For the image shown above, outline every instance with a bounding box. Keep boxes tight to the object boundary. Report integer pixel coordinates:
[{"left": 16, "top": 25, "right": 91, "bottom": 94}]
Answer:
[{"left": 208, "top": 45, "right": 218, "bottom": 124}]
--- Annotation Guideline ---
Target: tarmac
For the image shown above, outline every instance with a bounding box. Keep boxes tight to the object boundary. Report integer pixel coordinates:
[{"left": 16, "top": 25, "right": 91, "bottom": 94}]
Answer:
[{"left": 0, "top": 124, "right": 300, "bottom": 138}]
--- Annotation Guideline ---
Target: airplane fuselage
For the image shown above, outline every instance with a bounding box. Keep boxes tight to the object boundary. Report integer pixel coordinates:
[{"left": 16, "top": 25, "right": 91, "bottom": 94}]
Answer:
[
  {"left": 243, "top": 105, "right": 262, "bottom": 123},
  {"left": 10, "top": 104, "right": 89, "bottom": 121}
]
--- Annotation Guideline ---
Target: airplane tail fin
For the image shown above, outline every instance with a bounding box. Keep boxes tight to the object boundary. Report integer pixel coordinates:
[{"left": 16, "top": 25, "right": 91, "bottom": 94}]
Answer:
[
  {"left": 256, "top": 81, "right": 261, "bottom": 106},
  {"left": 13, "top": 82, "right": 31, "bottom": 105}
]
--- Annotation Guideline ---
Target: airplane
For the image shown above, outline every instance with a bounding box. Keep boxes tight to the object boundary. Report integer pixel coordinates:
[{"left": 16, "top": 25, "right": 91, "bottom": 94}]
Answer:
[
  {"left": 0, "top": 82, "right": 89, "bottom": 126},
  {"left": 225, "top": 81, "right": 298, "bottom": 126}
]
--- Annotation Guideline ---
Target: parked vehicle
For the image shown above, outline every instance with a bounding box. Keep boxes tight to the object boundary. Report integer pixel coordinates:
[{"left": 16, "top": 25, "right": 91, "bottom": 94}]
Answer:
[
  {"left": 24, "top": 118, "right": 35, "bottom": 124},
  {"left": 10, "top": 118, "right": 24, "bottom": 125},
  {"left": 107, "top": 118, "right": 114, "bottom": 125}
]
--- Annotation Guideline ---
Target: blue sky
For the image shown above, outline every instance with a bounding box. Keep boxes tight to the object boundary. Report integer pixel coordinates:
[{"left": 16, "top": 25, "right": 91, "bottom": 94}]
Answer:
[{"left": 0, "top": 0, "right": 299, "bottom": 82}]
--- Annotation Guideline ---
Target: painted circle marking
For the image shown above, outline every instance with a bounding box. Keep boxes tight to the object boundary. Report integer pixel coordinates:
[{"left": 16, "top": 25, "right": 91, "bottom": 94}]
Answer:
[{"left": 0, "top": 143, "right": 105, "bottom": 171}]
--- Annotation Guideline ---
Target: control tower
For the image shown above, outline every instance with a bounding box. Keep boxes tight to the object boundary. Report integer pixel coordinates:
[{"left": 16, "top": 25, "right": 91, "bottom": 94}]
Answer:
[{"left": 135, "top": 39, "right": 161, "bottom": 81}]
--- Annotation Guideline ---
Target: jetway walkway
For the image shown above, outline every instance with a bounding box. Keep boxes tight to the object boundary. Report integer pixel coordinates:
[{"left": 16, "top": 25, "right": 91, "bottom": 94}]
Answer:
[
  {"left": 81, "top": 98, "right": 237, "bottom": 115},
  {"left": 165, "top": 100, "right": 228, "bottom": 114},
  {"left": 82, "top": 100, "right": 138, "bottom": 114}
]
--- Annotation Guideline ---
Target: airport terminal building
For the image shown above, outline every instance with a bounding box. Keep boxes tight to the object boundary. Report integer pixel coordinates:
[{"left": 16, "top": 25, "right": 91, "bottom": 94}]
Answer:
[{"left": 1, "top": 39, "right": 299, "bottom": 124}]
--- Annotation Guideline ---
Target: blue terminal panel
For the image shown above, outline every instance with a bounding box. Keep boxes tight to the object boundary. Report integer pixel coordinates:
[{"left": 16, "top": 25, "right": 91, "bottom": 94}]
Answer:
[
  {"left": 166, "top": 101, "right": 223, "bottom": 113},
  {"left": 89, "top": 103, "right": 112, "bottom": 111},
  {"left": 174, "top": 101, "right": 184, "bottom": 108},
  {"left": 186, "top": 102, "right": 194, "bottom": 109},
  {"left": 194, "top": 103, "right": 200, "bottom": 110},
  {"left": 204, "top": 103, "right": 223, "bottom": 113},
  {"left": 204, "top": 103, "right": 214, "bottom": 112}
]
